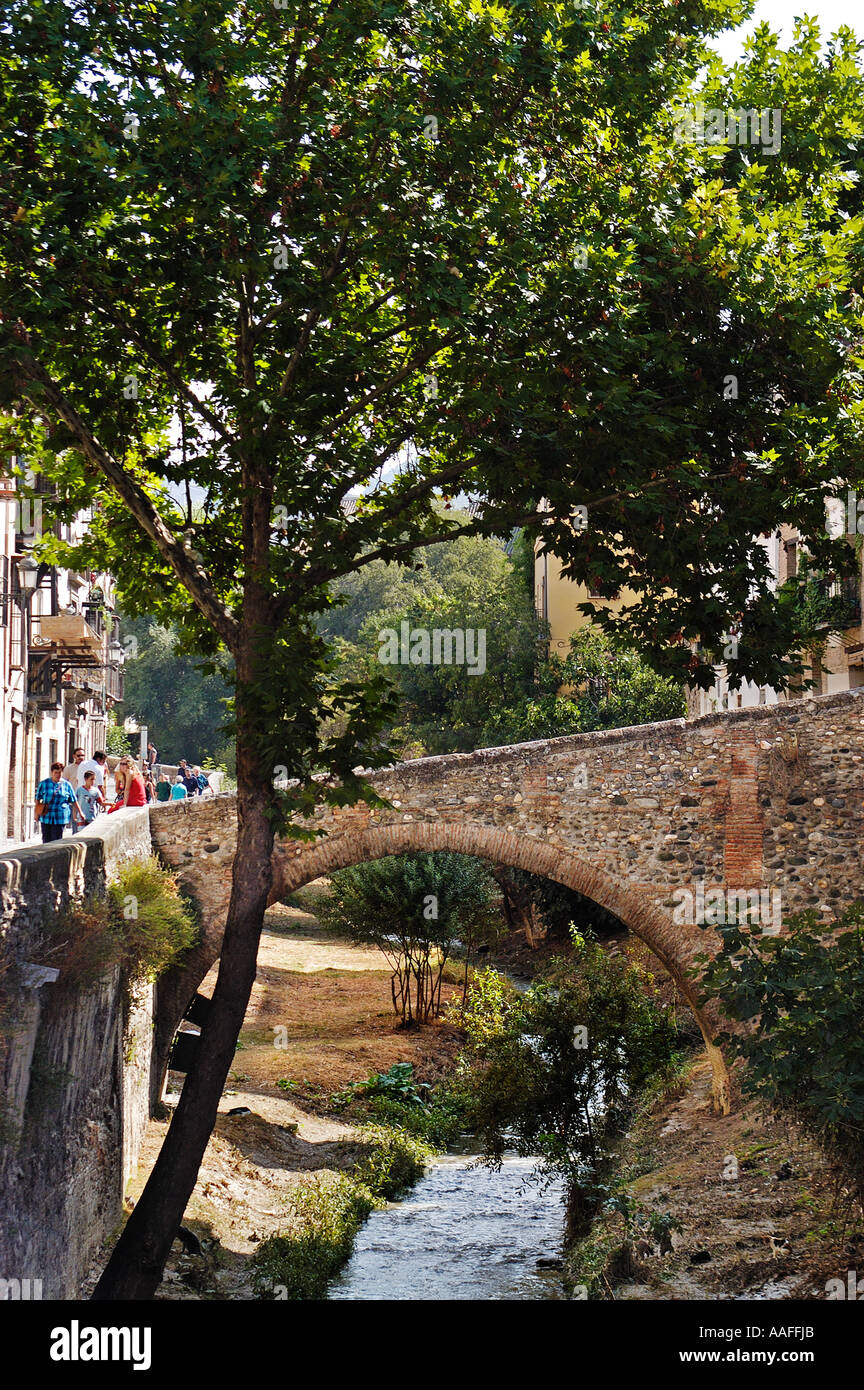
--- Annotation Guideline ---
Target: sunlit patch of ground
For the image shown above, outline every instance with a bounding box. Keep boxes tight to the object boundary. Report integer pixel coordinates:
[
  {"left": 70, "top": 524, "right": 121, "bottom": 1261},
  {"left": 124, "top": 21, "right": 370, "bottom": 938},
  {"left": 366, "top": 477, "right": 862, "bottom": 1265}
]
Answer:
[{"left": 83, "top": 903, "right": 465, "bottom": 1299}]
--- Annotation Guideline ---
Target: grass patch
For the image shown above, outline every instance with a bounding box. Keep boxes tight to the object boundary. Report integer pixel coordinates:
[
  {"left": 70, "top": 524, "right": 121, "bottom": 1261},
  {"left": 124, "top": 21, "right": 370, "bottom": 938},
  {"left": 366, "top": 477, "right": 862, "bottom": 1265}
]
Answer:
[
  {"left": 251, "top": 1174, "right": 376, "bottom": 1300},
  {"left": 250, "top": 1122, "right": 434, "bottom": 1299},
  {"left": 563, "top": 1219, "right": 623, "bottom": 1299},
  {"left": 342, "top": 1124, "right": 433, "bottom": 1201}
]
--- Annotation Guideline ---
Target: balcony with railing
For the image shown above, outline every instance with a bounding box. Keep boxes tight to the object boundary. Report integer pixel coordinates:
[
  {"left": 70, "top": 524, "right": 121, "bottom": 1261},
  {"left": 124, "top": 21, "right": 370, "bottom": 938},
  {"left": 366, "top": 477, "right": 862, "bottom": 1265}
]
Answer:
[
  {"left": 809, "top": 574, "right": 862, "bottom": 632},
  {"left": 82, "top": 600, "right": 107, "bottom": 638},
  {"left": 61, "top": 663, "right": 105, "bottom": 700},
  {"left": 26, "top": 649, "right": 62, "bottom": 708},
  {"left": 106, "top": 664, "right": 124, "bottom": 702}
]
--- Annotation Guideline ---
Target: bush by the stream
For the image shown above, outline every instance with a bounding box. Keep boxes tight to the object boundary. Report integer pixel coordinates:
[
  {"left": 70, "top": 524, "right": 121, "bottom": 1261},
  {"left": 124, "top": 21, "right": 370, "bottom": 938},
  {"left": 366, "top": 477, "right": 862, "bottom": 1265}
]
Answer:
[
  {"left": 346, "top": 1125, "right": 432, "bottom": 1201},
  {"left": 251, "top": 1175, "right": 375, "bottom": 1300},
  {"left": 698, "top": 902, "right": 864, "bottom": 1205},
  {"left": 331, "top": 1063, "right": 473, "bottom": 1148},
  {"left": 363, "top": 1088, "right": 471, "bottom": 1149},
  {"left": 457, "top": 942, "right": 680, "bottom": 1236}
]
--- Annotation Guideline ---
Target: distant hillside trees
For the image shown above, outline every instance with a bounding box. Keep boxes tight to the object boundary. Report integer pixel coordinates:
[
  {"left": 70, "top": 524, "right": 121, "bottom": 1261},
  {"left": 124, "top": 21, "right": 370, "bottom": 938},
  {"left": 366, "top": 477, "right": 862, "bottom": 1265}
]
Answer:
[{"left": 120, "top": 615, "right": 234, "bottom": 769}]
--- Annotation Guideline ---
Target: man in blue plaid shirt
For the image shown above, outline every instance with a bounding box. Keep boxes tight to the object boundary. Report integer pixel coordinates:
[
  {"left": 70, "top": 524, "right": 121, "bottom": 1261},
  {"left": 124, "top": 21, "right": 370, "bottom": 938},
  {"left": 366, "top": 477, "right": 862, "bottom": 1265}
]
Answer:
[{"left": 34, "top": 762, "right": 84, "bottom": 843}]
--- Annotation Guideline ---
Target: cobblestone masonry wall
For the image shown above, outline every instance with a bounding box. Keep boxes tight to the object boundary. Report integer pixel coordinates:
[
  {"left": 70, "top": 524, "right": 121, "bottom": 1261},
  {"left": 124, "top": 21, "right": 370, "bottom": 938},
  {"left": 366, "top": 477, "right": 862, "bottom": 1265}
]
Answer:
[
  {"left": 149, "top": 688, "right": 864, "bottom": 1112},
  {"left": 0, "top": 810, "right": 155, "bottom": 1297}
]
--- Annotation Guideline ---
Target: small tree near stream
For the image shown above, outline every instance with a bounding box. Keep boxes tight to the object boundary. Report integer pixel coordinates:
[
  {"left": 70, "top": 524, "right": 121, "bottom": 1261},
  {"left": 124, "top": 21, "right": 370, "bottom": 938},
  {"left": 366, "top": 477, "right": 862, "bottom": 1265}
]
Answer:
[
  {"left": 321, "top": 853, "right": 499, "bottom": 1023},
  {"left": 459, "top": 938, "right": 679, "bottom": 1237}
]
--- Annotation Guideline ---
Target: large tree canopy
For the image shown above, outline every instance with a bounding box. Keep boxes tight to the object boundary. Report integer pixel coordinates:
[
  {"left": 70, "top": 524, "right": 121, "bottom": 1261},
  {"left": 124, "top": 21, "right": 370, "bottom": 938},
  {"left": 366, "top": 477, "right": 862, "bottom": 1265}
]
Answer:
[
  {"left": 321, "top": 527, "right": 541, "bottom": 753},
  {"left": 2, "top": 0, "right": 864, "bottom": 1299},
  {"left": 2, "top": 1, "right": 863, "bottom": 716}
]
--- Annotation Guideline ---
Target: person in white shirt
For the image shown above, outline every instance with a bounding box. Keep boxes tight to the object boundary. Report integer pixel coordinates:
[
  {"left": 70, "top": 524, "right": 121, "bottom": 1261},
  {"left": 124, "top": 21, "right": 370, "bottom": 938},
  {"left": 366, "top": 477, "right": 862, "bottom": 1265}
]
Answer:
[
  {"left": 62, "top": 747, "right": 85, "bottom": 786},
  {"left": 77, "top": 750, "right": 107, "bottom": 789}
]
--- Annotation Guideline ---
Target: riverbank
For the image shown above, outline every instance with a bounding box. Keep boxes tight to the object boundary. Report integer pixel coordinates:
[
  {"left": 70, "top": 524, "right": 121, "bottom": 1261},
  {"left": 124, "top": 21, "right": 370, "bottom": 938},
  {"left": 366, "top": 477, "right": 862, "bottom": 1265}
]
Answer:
[
  {"left": 566, "top": 1054, "right": 864, "bottom": 1300},
  {"left": 86, "top": 897, "right": 864, "bottom": 1300}
]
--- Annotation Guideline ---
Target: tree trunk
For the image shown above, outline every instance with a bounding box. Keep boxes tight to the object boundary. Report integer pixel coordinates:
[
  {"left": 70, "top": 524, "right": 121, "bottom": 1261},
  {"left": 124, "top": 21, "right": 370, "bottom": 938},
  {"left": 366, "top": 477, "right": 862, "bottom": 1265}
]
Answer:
[{"left": 92, "top": 759, "right": 275, "bottom": 1299}]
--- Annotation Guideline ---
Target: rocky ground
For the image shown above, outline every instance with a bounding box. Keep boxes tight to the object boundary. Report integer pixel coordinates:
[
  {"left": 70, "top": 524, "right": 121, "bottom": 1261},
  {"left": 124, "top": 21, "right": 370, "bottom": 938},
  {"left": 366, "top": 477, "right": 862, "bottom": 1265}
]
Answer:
[{"left": 567, "top": 1056, "right": 864, "bottom": 1300}]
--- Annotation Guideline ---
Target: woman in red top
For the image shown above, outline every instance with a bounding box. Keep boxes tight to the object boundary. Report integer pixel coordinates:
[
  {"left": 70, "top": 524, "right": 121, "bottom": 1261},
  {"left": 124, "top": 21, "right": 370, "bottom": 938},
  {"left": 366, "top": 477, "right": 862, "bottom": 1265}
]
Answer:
[
  {"left": 109, "top": 758, "right": 147, "bottom": 811},
  {"left": 123, "top": 759, "right": 147, "bottom": 807}
]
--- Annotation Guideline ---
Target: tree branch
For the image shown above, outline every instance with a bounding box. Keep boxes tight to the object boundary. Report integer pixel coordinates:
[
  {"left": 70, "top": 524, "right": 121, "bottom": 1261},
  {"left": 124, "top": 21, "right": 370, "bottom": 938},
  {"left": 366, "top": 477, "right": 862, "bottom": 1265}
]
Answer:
[
  {"left": 321, "top": 331, "right": 458, "bottom": 439},
  {"left": 99, "top": 308, "right": 238, "bottom": 455},
  {"left": 346, "top": 458, "right": 472, "bottom": 528},
  {"left": 13, "top": 351, "right": 240, "bottom": 650},
  {"left": 294, "top": 516, "right": 497, "bottom": 598}
]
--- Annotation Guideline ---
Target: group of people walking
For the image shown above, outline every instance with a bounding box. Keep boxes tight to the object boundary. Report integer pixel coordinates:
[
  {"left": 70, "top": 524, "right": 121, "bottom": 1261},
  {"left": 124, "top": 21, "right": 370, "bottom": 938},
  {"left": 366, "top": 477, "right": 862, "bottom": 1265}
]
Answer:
[
  {"left": 33, "top": 746, "right": 212, "bottom": 843},
  {"left": 154, "top": 759, "right": 213, "bottom": 803}
]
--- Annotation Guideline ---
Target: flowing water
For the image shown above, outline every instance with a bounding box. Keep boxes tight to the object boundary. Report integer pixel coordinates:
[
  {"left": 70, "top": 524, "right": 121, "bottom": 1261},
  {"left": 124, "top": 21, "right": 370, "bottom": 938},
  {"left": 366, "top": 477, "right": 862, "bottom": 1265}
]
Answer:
[{"left": 328, "top": 1152, "right": 567, "bottom": 1301}]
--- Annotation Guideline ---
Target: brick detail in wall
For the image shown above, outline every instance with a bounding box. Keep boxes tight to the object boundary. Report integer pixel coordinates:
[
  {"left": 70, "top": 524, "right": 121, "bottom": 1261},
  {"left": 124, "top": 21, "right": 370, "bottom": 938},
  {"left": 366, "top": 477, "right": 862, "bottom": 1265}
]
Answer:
[{"left": 724, "top": 736, "right": 765, "bottom": 887}]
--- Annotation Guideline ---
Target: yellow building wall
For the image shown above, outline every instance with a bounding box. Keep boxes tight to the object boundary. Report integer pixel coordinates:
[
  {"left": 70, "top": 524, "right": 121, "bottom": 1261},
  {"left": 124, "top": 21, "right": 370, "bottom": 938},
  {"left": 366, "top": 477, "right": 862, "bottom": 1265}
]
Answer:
[{"left": 534, "top": 545, "right": 636, "bottom": 655}]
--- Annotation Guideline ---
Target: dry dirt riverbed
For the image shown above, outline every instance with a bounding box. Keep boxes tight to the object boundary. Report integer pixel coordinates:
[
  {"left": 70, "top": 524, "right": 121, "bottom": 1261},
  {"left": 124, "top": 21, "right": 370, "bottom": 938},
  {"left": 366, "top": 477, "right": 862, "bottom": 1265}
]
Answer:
[
  {"left": 85, "top": 901, "right": 864, "bottom": 1300},
  {"left": 85, "top": 897, "right": 464, "bottom": 1300}
]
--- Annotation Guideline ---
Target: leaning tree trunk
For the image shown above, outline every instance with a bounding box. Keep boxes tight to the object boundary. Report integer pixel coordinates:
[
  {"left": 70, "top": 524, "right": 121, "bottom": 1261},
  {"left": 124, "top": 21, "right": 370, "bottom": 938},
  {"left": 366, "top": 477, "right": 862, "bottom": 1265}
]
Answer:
[{"left": 92, "top": 737, "right": 275, "bottom": 1300}]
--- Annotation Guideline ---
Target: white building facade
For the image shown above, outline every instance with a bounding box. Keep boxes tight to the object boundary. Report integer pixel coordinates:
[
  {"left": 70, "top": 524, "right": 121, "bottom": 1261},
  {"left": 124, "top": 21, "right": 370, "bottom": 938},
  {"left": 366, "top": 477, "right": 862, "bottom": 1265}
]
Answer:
[{"left": 0, "top": 466, "right": 123, "bottom": 844}]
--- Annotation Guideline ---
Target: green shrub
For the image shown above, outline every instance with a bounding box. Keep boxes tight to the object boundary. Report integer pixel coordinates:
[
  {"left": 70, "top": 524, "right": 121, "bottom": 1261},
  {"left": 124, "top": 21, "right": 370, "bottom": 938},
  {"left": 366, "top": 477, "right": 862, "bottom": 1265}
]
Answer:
[
  {"left": 332, "top": 1061, "right": 431, "bottom": 1108},
  {"left": 364, "top": 1090, "right": 471, "bottom": 1149},
  {"left": 331, "top": 1063, "right": 473, "bottom": 1147},
  {"left": 345, "top": 1125, "right": 432, "bottom": 1201},
  {"left": 250, "top": 1175, "right": 375, "bottom": 1300},
  {"left": 47, "top": 857, "right": 198, "bottom": 990},
  {"left": 108, "top": 857, "right": 199, "bottom": 982},
  {"left": 105, "top": 720, "right": 134, "bottom": 758},
  {"left": 457, "top": 949, "right": 679, "bottom": 1236}
]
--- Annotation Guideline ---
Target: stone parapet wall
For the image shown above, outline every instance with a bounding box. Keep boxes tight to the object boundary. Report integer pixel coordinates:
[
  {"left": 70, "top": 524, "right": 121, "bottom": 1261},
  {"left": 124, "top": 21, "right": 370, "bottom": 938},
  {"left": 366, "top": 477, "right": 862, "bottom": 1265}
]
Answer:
[{"left": 0, "top": 809, "right": 155, "bottom": 1297}]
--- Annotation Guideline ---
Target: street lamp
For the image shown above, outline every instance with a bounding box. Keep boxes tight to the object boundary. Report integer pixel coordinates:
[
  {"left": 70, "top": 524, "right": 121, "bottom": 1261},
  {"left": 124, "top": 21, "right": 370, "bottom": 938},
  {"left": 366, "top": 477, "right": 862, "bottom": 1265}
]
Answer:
[
  {"left": 108, "top": 638, "right": 124, "bottom": 666},
  {"left": 15, "top": 552, "right": 40, "bottom": 606}
]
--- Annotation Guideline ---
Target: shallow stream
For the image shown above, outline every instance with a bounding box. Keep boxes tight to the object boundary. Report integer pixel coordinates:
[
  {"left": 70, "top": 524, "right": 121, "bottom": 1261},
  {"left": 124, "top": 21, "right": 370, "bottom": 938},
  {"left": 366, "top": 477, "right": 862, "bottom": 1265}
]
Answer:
[{"left": 328, "top": 1152, "right": 566, "bottom": 1301}]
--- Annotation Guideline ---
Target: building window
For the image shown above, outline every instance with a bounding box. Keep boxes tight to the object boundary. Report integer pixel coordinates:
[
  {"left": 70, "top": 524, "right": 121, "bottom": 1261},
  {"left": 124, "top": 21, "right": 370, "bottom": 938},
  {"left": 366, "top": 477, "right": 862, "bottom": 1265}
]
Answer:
[
  {"left": 588, "top": 581, "right": 620, "bottom": 600},
  {"left": 9, "top": 602, "right": 22, "bottom": 670},
  {"left": 34, "top": 737, "right": 42, "bottom": 788},
  {"left": 7, "top": 722, "right": 17, "bottom": 839},
  {"left": 49, "top": 739, "right": 58, "bottom": 770}
]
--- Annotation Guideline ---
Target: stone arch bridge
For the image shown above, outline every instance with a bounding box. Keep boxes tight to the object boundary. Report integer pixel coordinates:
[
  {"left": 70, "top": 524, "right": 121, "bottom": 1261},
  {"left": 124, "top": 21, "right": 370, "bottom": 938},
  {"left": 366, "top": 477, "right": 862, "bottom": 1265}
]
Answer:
[{"left": 150, "top": 689, "right": 864, "bottom": 1111}]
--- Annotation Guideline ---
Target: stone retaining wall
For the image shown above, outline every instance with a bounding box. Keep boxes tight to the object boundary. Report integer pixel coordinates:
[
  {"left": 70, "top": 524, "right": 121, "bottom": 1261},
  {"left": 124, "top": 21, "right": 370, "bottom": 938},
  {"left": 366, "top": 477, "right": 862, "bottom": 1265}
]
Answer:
[{"left": 0, "top": 809, "right": 155, "bottom": 1298}]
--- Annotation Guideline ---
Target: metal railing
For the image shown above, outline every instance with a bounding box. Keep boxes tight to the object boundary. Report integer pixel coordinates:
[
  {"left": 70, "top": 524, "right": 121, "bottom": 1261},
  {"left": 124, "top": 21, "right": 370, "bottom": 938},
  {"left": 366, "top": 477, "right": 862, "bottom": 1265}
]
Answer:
[{"left": 82, "top": 602, "right": 106, "bottom": 637}]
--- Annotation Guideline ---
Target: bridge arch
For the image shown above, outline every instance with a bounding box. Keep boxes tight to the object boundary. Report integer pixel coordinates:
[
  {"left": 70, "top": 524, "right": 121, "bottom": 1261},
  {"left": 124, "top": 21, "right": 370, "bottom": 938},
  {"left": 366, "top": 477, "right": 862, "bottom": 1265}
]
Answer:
[
  {"left": 151, "top": 689, "right": 864, "bottom": 1117},
  {"left": 274, "top": 819, "right": 731, "bottom": 1109}
]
